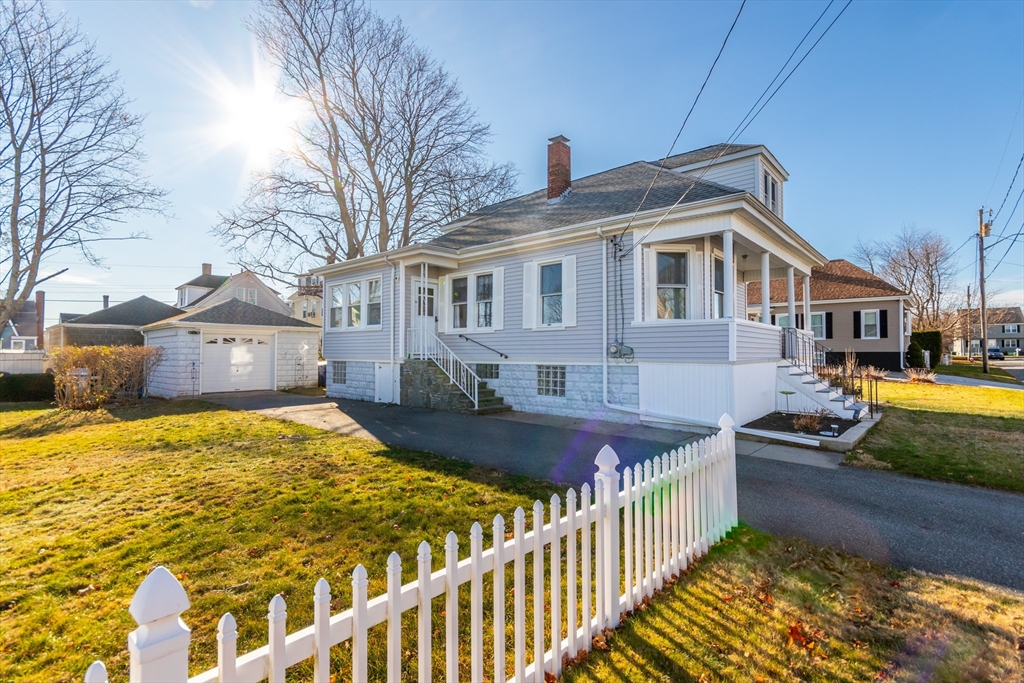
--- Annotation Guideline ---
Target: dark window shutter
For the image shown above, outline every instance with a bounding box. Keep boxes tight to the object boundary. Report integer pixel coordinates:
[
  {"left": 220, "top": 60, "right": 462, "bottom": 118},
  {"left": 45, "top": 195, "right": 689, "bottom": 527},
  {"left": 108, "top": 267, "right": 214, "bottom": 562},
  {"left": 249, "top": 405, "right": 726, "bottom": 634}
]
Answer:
[
  {"left": 771, "top": 314, "right": 776, "bottom": 325},
  {"left": 880, "top": 309, "right": 888, "bottom": 338},
  {"left": 853, "top": 311, "right": 862, "bottom": 339},
  {"left": 825, "top": 312, "right": 833, "bottom": 339}
]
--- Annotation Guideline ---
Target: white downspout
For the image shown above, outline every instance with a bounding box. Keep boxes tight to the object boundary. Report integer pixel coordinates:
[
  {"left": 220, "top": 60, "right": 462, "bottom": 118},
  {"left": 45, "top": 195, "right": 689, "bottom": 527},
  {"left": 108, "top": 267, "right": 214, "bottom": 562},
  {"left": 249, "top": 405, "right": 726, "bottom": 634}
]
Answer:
[
  {"left": 599, "top": 228, "right": 819, "bottom": 447},
  {"left": 384, "top": 255, "right": 397, "bottom": 402}
]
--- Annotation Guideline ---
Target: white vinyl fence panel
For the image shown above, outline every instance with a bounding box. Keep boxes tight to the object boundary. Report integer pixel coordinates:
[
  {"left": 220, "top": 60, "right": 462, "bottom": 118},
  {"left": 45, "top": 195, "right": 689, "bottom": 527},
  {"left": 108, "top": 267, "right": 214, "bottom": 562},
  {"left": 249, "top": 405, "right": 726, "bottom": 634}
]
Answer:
[
  {"left": 82, "top": 415, "right": 739, "bottom": 683},
  {"left": 0, "top": 350, "right": 46, "bottom": 374}
]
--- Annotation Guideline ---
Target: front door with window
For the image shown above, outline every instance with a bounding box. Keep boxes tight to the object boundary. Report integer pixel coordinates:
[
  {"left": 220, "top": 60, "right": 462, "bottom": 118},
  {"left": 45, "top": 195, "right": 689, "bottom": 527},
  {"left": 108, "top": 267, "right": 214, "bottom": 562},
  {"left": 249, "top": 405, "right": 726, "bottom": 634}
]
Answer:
[{"left": 412, "top": 281, "right": 437, "bottom": 355}]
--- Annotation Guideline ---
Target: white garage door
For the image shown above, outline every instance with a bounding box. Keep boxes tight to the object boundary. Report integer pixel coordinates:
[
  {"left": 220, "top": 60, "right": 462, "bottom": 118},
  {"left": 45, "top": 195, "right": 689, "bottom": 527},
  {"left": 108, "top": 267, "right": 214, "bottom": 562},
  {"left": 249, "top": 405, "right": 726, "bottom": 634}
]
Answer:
[{"left": 201, "top": 334, "right": 274, "bottom": 393}]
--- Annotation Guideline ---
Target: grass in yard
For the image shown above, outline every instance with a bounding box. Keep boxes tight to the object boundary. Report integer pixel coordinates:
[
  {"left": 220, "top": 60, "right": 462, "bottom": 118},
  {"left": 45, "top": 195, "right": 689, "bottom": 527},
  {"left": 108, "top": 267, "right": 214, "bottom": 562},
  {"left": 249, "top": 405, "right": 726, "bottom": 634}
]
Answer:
[
  {"left": 563, "top": 526, "right": 1024, "bottom": 683},
  {"left": 282, "top": 385, "right": 327, "bottom": 397},
  {"left": 845, "top": 382, "right": 1024, "bottom": 492},
  {"left": 934, "top": 360, "right": 1020, "bottom": 384},
  {"left": 0, "top": 401, "right": 561, "bottom": 683}
]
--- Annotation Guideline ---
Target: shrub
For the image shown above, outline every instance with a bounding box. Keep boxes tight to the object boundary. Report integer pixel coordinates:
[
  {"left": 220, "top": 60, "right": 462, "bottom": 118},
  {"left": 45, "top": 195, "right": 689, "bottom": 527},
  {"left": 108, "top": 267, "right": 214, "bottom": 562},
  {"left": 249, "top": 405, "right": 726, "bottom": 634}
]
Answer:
[
  {"left": 907, "top": 340, "right": 926, "bottom": 369},
  {"left": 793, "top": 408, "right": 833, "bottom": 433},
  {"left": 858, "top": 365, "right": 889, "bottom": 380},
  {"left": 50, "top": 345, "right": 164, "bottom": 409},
  {"left": 0, "top": 372, "right": 55, "bottom": 402},
  {"left": 911, "top": 330, "right": 943, "bottom": 369},
  {"left": 905, "top": 368, "right": 937, "bottom": 383}
]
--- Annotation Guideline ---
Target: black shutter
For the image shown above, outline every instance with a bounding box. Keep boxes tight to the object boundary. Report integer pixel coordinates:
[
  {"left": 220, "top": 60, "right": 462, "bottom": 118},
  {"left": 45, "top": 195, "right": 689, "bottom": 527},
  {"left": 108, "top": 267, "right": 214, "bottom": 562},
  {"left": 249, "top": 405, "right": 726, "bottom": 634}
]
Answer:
[
  {"left": 880, "top": 309, "right": 888, "bottom": 338},
  {"left": 771, "top": 314, "right": 776, "bottom": 326},
  {"left": 825, "top": 312, "right": 833, "bottom": 339},
  {"left": 853, "top": 311, "right": 861, "bottom": 339}
]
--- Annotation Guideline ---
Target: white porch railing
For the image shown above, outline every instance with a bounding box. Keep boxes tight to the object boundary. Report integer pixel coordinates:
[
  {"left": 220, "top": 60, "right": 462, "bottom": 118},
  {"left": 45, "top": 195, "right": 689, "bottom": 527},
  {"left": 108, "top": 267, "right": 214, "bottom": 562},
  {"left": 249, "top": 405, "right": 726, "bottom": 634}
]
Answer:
[
  {"left": 82, "top": 416, "right": 739, "bottom": 683},
  {"left": 409, "top": 327, "right": 479, "bottom": 411}
]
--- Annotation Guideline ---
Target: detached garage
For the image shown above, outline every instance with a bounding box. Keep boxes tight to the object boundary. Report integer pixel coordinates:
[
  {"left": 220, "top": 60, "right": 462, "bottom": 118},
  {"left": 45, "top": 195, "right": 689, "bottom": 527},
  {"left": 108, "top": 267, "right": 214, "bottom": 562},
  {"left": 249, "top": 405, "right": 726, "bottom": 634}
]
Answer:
[{"left": 143, "top": 298, "right": 319, "bottom": 398}]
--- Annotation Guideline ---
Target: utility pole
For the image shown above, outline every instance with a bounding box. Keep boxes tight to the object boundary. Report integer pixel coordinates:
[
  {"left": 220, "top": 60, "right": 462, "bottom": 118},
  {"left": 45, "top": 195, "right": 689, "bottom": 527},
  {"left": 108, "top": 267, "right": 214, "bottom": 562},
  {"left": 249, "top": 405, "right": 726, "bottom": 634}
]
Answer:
[
  {"left": 965, "top": 284, "right": 972, "bottom": 361},
  {"left": 979, "top": 208, "right": 992, "bottom": 374}
]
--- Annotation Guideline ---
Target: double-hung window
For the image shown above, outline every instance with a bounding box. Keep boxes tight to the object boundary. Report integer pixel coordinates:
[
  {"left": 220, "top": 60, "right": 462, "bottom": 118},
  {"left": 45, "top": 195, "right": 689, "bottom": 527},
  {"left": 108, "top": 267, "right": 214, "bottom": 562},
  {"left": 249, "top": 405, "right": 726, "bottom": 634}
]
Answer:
[
  {"left": 236, "top": 287, "right": 257, "bottom": 304},
  {"left": 446, "top": 270, "right": 500, "bottom": 332},
  {"left": 656, "top": 252, "right": 687, "bottom": 319},
  {"left": 712, "top": 256, "right": 725, "bottom": 319},
  {"left": 328, "top": 277, "right": 383, "bottom": 329},
  {"left": 762, "top": 171, "right": 780, "bottom": 215},
  {"left": 540, "top": 263, "right": 562, "bottom": 325},
  {"left": 811, "top": 312, "right": 825, "bottom": 340},
  {"left": 862, "top": 309, "right": 880, "bottom": 339}
]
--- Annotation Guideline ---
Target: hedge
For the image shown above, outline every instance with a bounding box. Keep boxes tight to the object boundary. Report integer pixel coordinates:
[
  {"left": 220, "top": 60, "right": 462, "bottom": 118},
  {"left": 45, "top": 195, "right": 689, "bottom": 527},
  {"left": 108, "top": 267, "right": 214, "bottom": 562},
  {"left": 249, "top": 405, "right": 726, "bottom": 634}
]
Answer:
[
  {"left": 0, "top": 372, "right": 55, "bottom": 402},
  {"left": 911, "top": 330, "right": 943, "bottom": 369}
]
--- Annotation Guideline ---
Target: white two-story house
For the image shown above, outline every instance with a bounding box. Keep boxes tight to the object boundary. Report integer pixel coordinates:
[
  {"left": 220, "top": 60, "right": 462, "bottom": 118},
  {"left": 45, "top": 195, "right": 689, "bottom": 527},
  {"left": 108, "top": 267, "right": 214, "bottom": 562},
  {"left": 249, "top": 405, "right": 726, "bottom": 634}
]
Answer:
[{"left": 313, "top": 138, "right": 862, "bottom": 431}]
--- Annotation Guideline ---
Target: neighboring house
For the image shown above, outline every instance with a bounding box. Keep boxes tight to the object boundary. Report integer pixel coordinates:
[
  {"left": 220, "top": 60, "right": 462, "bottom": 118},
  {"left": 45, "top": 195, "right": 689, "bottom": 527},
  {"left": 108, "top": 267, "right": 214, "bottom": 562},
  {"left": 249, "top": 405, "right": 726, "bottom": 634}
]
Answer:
[
  {"left": 952, "top": 306, "right": 1024, "bottom": 356},
  {"left": 313, "top": 138, "right": 864, "bottom": 429},
  {"left": 143, "top": 298, "right": 320, "bottom": 397},
  {"left": 44, "top": 296, "right": 183, "bottom": 349},
  {"left": 1, "top": 292, "right": 44, "bottom": 350},
  {"left": 175, "top": 264, "right": 293, "bottom": 317},
  {"left": 287, "top": 274, "right": 324, "bottom": 323},
  {"left": 745, "top": 259, "right": 912, "bottom": 371}
]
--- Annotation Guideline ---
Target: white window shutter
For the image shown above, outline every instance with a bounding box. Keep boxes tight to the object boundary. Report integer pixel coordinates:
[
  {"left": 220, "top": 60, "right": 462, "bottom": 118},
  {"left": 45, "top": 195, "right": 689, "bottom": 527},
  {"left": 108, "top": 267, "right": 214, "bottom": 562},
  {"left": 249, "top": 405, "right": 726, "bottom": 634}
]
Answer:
[
  {"left": 563, "top": 254, "right": 577, "bottom": 327},
  {"left": 522, "top": 262, "right": 537, "bottom": 329},
  {"left": 437, "top": 278, "right": 449, "bottom": 333},
  {"left": 493, "top": 267, "right": 504, "bottom": 331},
  {"left": 644, "top": 248, "right": 657, "bottom": 322}
]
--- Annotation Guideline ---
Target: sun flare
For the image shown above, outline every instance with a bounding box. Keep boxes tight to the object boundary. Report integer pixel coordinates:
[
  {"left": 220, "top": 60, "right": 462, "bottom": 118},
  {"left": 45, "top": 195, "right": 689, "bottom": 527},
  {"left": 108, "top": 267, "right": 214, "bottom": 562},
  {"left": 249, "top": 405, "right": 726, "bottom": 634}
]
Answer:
[{"left": 214, "top": 75, "right": 301, "bottom": 168}]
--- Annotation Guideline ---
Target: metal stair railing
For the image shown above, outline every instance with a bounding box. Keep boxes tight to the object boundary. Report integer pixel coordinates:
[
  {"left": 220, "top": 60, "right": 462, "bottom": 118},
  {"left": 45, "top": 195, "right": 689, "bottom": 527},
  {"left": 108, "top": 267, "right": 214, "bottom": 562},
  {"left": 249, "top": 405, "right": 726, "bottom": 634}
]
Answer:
[
  {"left": 781, "top": 326, "right": 830, "bottom": 378},
  {"left": 409, "top": 327, "right": 479, "bottom": 410}
]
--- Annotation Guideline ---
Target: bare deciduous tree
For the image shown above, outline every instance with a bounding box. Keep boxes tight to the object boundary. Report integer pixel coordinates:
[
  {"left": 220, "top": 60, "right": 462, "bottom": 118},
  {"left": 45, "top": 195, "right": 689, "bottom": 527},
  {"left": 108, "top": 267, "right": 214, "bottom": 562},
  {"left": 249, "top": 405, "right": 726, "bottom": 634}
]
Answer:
[
  {"left": 0, "top": 0, "right": 166, "bottom": 330},
  {"left": 214, "top": 0, "right": 517, "bottom": 284},
  {"left": 852, "top": 224, "right": 961, "bottom": 332}
]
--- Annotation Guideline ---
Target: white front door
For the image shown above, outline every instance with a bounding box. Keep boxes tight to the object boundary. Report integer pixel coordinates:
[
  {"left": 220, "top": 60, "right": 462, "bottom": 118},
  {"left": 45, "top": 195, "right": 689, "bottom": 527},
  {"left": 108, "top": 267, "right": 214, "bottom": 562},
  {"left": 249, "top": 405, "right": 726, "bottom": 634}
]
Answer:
[
  {"left": 412, "top": 281, "right": 437, "bottom": 355},
  {"left": 201, "top": 334, "right": 274, "bottom": 393}
]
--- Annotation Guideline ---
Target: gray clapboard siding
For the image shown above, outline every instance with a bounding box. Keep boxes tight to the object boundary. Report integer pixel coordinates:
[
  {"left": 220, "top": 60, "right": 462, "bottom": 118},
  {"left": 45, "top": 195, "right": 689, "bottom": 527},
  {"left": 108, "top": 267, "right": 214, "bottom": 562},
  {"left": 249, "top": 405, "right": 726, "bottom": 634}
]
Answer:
[
  {"left": 735, "top": 322, "right": 781, "bottom": 361},
  {"left": 322, "top": 264, "right": 396, "bottom": 361},
  {"left": 681, "top": 158, "right": 756, "bottom": 194}
]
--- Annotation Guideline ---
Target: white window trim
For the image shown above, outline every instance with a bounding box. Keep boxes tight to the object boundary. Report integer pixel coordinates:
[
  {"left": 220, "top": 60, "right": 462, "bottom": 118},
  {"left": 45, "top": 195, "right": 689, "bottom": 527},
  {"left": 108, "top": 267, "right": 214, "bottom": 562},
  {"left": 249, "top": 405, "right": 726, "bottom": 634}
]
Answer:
[
  {"left": 442, "top": 267, "right": 504, "bottom": 334},
  {"left": 810, "top": 311, "right": 826, "bottom": 340},
  {"left": 523, "top": 257, "right": 575, "bottom": 330},
  {"left": 861, "top": 308, "right": 880, "bottom": 340},
  {"left": 644, "top": 244, "right": 697, "bottom": 323},
  {"left": 326, "top": 275, "right": 384, "bottom": 332},
  {"left": 10, "top": 339, "right": 26, "bottom": 351}
]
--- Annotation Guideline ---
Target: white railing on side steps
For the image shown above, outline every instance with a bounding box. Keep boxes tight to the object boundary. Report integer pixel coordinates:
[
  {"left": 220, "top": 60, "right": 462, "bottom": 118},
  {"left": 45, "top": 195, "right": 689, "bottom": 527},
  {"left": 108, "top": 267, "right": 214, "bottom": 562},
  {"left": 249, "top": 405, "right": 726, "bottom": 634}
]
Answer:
[
  {"left": 409, "top": 327, "right": 479, "bottom": 411},
  {"left": 81, "top": 416, "right": 739, "bottom": 683}
]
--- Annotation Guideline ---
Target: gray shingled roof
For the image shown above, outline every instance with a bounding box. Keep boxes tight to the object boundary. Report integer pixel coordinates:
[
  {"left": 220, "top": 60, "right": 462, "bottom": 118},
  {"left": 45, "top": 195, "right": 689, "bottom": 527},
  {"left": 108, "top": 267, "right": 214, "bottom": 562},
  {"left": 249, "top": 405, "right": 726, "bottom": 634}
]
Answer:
[
  {"left": 66, "top": 296, "right": 183, "bottom": 326},
  {"left": 179, "top": 273, "right": 229, "bottom": 289},
  {"left": 656, "top": 143, "right": 759, "bottom": 169},
  {"left": 159, "top": 298, "right": 318, "bottom": 328},
  {"left": 430, "top": 161, "right": 742, "bottom": 250},
  {"left": 59, "top": 312, "right": 82, "bottom": 323}
]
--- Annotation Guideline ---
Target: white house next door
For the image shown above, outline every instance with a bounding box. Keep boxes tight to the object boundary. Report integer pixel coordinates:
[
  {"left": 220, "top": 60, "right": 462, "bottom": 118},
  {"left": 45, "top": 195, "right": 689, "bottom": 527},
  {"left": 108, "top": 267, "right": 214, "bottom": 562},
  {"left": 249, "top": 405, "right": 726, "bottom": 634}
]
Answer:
[{"left": 201, "top": 334, "right": 274, "bottom": 393}]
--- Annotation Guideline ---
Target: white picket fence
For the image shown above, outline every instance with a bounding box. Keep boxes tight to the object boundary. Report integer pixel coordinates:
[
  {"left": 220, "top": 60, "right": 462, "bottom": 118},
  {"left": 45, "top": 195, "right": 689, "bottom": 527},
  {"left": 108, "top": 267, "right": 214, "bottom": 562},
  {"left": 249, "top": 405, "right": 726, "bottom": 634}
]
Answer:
[{"left": 83, "top": 415, "right": 738, "bottom": 683}]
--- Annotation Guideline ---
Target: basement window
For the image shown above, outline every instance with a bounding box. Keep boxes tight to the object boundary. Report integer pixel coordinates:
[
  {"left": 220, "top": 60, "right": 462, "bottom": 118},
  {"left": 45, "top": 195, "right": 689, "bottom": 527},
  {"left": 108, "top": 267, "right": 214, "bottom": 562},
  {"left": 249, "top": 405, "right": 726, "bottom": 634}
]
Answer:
[
  {"left": 332, "top": 360, "right": 347, "bottom": 385},
  {"left": 537, "top": 365, "right": 566, "bottom": 397},
  {"left": 476, "top": 364, "right": 499, "bottom": 380}
]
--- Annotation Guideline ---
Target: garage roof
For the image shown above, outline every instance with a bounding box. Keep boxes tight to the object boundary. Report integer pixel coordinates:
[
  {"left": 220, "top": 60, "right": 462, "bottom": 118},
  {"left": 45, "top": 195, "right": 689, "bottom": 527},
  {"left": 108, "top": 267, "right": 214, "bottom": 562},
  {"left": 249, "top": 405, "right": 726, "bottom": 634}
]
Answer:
[{"left": 147, "top": 298, "right": 318, "bottom": 328}]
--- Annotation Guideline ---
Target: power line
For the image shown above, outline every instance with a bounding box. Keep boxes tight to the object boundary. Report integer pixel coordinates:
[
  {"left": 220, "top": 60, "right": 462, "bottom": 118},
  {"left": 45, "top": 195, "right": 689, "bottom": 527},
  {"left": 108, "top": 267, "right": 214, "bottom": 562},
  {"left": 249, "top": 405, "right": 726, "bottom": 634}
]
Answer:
[
  {"left": 985, "top": 88, "right": 1024, "bottom": 203},
  {"left": 992, "top": 152, "right": 1023, "bottom": 227},
  {"left": 622, "top": 0, "right": 852, "bottom": 259},
  {"left": 986, "top": 186, "right": 1024, "bottom": 248},
  {"left": 617, "top": 0, "right": 747, "bottom": 240},
  {"left": 988, "top": 225, "right": 1023, "bottom": 278}
]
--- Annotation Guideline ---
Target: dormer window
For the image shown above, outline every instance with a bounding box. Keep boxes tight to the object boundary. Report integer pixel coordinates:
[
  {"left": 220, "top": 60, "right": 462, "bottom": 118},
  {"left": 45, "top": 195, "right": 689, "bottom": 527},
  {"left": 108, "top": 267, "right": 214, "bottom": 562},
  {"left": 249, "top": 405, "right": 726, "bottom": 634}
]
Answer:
[{"left": 762, "top": 170, "right": 779, "bottom": 216}]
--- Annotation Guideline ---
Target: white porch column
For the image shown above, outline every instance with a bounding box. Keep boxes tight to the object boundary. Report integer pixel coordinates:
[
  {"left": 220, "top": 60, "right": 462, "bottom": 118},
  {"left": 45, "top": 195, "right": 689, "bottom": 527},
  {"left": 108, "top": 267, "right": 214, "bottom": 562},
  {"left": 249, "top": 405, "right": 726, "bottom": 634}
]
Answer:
[
  {"left": 802, "top": 276, "right": 812, "bottom": 332},
  {"left": 760, "top": 252, "right": 771, "bottom": 324},
  {"left": 723, "top": 230, "right": 734, "bottom": 318},
  {"left": 786, "top": 266, "right": 796, "bottom": 327}
]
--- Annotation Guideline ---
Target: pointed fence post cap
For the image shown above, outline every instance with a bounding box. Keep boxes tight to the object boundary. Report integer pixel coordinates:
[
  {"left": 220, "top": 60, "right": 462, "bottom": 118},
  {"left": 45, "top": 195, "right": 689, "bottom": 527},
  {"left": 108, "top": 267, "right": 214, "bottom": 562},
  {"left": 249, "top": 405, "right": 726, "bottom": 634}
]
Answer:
[
  {"left": 129, "top": 566, "right": 190, "bottom": 626},
  {"left": 594, "top": 444, "right": 620, "bottom": 474},
  {"left": 352, "top": 564, "right": 368, "bottom": 585},
  {"left": 387, "top": 551, "right": 402, "bottom": 570},
  {"left": 314, "top": 577, "right": 331, "bottom": 598},
  {"left": 718, "top": 413, "right": 735, "bottom": 430},
  {"left": 269, "top": 594, "right": 287, "bottom": 616},
  {"left": 84, "top": 661, "right": 108, "bottom": 683},
  {"left": 445, "top": 530, "right": 459, "bottom": 549},
  {"left": 218, "top": 613, "right": 237, "bottom": 637},
  {"left": 470, "top": 521, "right": 483, "bottom": 538}
]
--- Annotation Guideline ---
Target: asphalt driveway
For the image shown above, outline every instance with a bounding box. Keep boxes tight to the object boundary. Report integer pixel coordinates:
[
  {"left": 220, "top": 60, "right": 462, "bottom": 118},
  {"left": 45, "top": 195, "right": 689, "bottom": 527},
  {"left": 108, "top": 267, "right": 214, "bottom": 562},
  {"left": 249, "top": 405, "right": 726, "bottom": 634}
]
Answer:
[{"left": 205, "top": 391, "right": 1024, "bottom": 591}]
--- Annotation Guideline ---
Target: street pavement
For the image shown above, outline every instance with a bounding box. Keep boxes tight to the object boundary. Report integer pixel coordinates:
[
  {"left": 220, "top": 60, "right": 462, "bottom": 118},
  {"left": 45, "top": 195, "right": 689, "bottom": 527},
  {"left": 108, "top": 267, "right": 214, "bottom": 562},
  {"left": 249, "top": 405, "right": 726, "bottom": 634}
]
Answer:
[{"left": 203, "top": 391, "right": 1024, "bottom": 591}]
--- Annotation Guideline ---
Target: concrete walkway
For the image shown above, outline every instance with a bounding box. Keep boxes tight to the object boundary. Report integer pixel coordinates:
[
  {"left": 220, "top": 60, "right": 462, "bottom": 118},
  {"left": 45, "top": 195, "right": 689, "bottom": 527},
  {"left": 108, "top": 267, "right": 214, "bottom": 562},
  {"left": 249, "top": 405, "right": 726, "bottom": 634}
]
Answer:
[{"left": 203, "top": 391, "right": 1024, "bottom": 591}]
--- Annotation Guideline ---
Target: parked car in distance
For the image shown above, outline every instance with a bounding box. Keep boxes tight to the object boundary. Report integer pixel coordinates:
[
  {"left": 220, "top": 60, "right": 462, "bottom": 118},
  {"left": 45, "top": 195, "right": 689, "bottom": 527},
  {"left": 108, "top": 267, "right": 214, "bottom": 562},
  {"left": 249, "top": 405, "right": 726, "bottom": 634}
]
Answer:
[{"left": 988, "top": 349, "right": 1005, "bottom": 360}]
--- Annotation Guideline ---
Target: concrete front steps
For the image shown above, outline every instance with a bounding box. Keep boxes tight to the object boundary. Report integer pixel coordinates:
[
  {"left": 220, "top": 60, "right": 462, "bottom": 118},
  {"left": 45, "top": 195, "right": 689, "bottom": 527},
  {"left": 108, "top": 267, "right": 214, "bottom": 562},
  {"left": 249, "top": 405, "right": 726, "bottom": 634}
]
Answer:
[{"left": 777, "top": 361, "right": 866, "bottom": 420}]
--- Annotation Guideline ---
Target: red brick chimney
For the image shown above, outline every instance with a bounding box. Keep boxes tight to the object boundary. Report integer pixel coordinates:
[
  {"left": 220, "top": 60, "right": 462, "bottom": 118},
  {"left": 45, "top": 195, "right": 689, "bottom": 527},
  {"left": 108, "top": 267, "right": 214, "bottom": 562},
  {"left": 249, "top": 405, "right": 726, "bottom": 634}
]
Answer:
[
  {"left": 103, "top": 295, "right": 109, "bottom": 309},
  {"left": 35, "top": 290, "right": 44, "bottom": 349},
  {"left": 547, "top": 135, "right": 571, "bottom": 202},
  {"left": 202, "top": 263, "right": 212, "bottom": 276}
]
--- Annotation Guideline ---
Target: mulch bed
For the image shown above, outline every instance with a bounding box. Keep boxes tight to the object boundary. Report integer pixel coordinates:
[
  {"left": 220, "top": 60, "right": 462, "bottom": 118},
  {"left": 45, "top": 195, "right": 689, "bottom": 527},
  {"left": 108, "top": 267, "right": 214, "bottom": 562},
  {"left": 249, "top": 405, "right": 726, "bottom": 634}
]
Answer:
[{"left": 744, "top": 411, "right": 860, "bottom": 437}]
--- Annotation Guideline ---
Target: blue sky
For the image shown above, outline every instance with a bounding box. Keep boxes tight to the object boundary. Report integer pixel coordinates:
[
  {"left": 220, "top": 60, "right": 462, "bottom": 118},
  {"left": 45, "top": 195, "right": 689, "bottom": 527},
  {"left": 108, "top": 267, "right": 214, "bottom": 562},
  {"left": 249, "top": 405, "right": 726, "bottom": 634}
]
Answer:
[{"left": 39, "top": 0, "right": 1024, "bottom": 325}]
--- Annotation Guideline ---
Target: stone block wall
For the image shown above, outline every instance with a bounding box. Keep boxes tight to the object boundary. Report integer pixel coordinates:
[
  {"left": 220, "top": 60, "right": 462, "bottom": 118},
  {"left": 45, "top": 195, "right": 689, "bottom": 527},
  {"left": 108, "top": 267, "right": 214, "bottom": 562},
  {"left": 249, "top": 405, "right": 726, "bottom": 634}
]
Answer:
[
  {"left": 326, "top": 359, "right": 374, "bottom": 401},
  {"left": 401, "top": 360, "right": 475, "bottom": 412},
  {"left": 494, "top": 363, "right": 639, "bottom": 424},
  {"left": 146, "top": 329, "right": 201, "bottom": 398},
  {"left": 276, "top": 332, "right": 319, "bottom": 389}
]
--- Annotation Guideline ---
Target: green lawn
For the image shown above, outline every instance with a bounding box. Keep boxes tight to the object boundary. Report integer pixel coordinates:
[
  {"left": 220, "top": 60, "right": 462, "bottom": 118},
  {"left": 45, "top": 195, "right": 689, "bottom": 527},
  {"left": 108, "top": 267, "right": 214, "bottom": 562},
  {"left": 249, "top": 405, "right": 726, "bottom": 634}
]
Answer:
[
  {"left": 934, "top": 360, "right": 1020, "bottom": 385},
  {"left": 846, "top": 382, "right": 1024, "bottom": 492},
  {"left": 2, "top": 401, "right": 1022, "bottom": 683}
]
